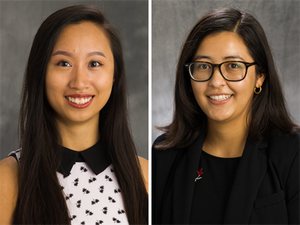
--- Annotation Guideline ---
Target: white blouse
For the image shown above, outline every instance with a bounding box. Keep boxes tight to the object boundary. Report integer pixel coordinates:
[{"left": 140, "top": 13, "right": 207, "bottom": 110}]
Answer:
[{"left": 9, "top": 142, "right": 129, "bottom": 224}]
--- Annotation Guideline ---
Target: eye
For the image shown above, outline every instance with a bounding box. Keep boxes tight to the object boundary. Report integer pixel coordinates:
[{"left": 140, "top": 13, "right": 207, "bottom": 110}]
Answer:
[
  {"left": 227, "top": 62, "right": 241, "bottom": 69},
  {"left": 196, "top": 63, "right": 211, "bottom": 70},
  {"left": 57, "top": 61, "right": 71, "bottom": 67},
  {"left": 200, "top": 64, "right": 209, "bottom": 69},
  {"left": 89, "top": 61, "right": 102, "bottom": 67}
]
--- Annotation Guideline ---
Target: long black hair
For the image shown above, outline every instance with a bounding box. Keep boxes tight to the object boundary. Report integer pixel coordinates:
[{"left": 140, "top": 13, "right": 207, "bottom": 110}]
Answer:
[
  {"left": 158, "top": 8, "right": 299, "bottom": 149},
  {"left": 15, "top": 5, "right": 147, "bottom": 224}
]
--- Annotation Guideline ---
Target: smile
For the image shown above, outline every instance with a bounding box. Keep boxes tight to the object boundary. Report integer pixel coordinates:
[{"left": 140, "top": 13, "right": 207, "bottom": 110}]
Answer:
[
  {"left": 65, "top": 95, "right": 95, "bottom": 109},
  {"left": 209, "top": 95, "right": 232, "bottom": 101},
  {"left": 66, "top": 96, "right": 93, "bottom": 105}
]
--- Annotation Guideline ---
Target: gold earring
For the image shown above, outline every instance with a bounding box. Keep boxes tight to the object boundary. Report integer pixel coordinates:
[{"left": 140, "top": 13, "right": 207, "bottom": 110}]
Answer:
[{"left": 254, "top": 86, "right": 262, "bottom": 94}]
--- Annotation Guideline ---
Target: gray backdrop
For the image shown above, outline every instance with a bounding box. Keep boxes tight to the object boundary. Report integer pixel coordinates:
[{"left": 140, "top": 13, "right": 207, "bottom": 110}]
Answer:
[
  {"left": 152, "top": 0, "right": 300, "bottom": 142},
  {"left": 0, "top": 0, "right": 148, "bottom": 159}
]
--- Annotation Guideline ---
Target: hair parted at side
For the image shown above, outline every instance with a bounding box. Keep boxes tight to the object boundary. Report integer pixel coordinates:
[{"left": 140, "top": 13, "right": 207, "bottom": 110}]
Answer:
[
  {"left": 15, "top": 5, "right": 147, "bottom": 224},
  {"left": 157, "top": 7, "right": 299, "bottom": 149}
]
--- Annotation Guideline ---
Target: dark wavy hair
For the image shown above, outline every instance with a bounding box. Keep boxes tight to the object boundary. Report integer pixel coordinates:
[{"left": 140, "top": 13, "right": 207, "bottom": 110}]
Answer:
[
  {"left": 158, "top": 8, "right": 299, "bottom": 149},
  {"left": 14, "top": 5, "right": 147, "bottom": 224}
]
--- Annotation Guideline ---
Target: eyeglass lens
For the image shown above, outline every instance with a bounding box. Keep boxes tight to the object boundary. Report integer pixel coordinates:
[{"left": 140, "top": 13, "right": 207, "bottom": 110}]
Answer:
[{"left": 190, "top": 62, "right": 247, "bottom": 81}]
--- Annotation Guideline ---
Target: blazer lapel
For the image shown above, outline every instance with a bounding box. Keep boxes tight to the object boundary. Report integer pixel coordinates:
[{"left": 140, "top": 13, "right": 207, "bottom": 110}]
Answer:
[
  {"left": 223, "top": 136, "right": 268, "bottom": 224},
  {"left": 172, "top": 134, "right": 205, "bottom": 224}
]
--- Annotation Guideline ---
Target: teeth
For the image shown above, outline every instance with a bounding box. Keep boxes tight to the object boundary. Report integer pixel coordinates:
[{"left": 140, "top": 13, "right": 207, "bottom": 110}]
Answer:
[
  {"left": 67, "top": 97, "right": 92, "bottom": 105},
  {"left": 209, "top": 95, "right": 231, "bottom": 101}
]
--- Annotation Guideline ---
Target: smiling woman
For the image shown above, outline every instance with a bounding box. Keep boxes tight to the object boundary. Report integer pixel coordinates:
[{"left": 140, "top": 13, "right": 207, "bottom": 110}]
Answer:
[
  {"left": 190, "top": 32, "right": 265, "bottom": 130},
  {"left": 152, "top": 7, "right": 299, "bottom": 225},
  {"left": 0, "top": 5, "right": 147, "bottom": 225},
  {"left": 46, "top": 22, "right": 115, "bottom": 134}
]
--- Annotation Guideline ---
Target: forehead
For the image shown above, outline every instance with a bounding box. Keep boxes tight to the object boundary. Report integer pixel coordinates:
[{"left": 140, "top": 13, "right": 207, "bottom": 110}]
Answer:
[
  {"left": 194, "top": 31, "right": 253, "bottom": 62},
  {"left": 53, "top": 21, "right": 112, "bottom": 54}
]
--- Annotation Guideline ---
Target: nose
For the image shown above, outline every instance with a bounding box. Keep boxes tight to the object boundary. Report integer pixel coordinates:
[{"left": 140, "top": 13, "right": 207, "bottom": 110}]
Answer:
[
  {"left": 208, "top": 66, "right": 227, "bottom": 87},
  {"left": 69, "top": 65, "right": 90, "bottom": 90}
]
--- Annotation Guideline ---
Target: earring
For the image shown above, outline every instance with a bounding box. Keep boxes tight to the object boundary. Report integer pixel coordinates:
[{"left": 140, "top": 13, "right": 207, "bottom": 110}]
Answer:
[{"left": 254, "top": 86, "right": 262, "bottom": 94}]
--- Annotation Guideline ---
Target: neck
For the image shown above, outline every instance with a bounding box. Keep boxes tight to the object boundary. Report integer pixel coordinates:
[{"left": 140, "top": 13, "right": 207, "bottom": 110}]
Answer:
[
  {"left": 56, "top": 118, "right": 100, "bottom": 152},
  {"left": 203, "top": 118, "right": 249, "bottom": 158}
]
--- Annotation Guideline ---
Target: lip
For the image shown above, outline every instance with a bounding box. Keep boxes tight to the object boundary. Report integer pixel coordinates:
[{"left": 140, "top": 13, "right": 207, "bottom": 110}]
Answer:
[
  {"left": 65, "top": 94, "right": 95, "bottom": 109},
  {"left": 65, "top": 94, "right": 94, "bottom": 98},
  {"left": 207, "top": 93, "right": 233, "bottom": 105}
]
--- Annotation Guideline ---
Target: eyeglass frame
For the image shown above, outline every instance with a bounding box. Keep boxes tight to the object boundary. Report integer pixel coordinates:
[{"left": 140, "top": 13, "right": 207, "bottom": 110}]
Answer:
[{"left": 185, "top": 61, "right": 257, "bottom": 82}]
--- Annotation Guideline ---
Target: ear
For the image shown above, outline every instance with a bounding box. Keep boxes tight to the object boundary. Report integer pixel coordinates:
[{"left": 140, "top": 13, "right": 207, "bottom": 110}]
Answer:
[{"left": 256, "top": 73, "right": 265, "bottom": 88}]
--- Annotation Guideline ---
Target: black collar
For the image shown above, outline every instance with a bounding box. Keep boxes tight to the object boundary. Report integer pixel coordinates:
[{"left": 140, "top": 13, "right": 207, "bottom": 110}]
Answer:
[{"left": 57, "top": 140, "right": 110, "bottom": 177}]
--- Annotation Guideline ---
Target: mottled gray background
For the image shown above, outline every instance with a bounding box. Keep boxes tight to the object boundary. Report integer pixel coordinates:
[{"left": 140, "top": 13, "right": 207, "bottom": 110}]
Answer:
[
  {"left": 0, "top": 0, "right": 148, "bottom": 159},
  {"left": 152, "top": 0, "right": 300, "bottom": 142}
]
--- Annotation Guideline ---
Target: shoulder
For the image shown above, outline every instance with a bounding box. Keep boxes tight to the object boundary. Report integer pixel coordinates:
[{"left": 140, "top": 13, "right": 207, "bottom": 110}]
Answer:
[
  {"left": 152, "top": 134, "right": 183, "bottom": 162},
  {"left": 267, "top": 133, "right": 299, "bottom": 213},
  {"left": 7, "top": 149, "right": 21, "bottom": 163},
  {"left": 152, "top": 134, "right": 167, "bottom": 148},
  {"left": 152, "top": 134, "right": 191, "bottom": 183},
  {"left": 0, "top": 157, "right": 19, "bottom": 224},
  {"left": 138, "top": 156, "right": 148, "bottom": 193},
  {"left": 267, "top": 131, "right": 299, "bottom": 159},
  {"left": 152, "top": 134, "right": 172, "bottom": 155},
  {"left": 271, "top": 130, "right": 299, "bottom": 146},
  {"left": 259, "top": 131, "right": 300, "bottom": 166},
  {"left": 262, "top": 132, "right": 299, "bottom": 184},
  {"left": 0, "top": 156, "right": 19, "bottom": 182}
]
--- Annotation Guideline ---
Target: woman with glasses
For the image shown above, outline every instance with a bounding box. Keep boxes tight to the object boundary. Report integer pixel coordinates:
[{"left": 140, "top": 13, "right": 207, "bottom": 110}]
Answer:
[
  {"left": 152, "top": 8, "right": 299, "bottom": 224},
  {"left": 0, "top": 5, "right": 148, "bottom": 224}
]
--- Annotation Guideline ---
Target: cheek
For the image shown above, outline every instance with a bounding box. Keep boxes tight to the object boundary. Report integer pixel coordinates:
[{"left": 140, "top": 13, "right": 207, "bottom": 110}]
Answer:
[
  {"left": 93, "top": 73, "right": 114, "bottom": 94},
  {"left": 45, "top": 72, "right": 69, "bottom": 109},
  {"left": 45, "top": 74, "right": 64, "bottom": 96},
  {"left": 190, "top": 82, "right": 208, "bottom": 108},
  {"left": 45, "top": 74, "right": 56, "bottom": 101},
  {"left": 191, "top": 82, "right": 206, "bottom": 98},
  {"left": 229, "top": 79, "right": 255, "bottom": 95},
  {"left": 102, "top": 66, "right": 114, "bottom": 89}
]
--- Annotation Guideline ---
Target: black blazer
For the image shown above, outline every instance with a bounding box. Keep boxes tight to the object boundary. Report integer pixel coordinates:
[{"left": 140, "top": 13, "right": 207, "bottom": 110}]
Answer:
[{"left": 152, "top": 131, "right": 299, "bottom": 224}]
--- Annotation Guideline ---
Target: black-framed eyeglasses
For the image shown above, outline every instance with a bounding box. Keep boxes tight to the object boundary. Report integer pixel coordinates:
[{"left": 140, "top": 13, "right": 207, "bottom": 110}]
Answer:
[{"left": 185, "top": 61, "right": 256, "bottom": 82}]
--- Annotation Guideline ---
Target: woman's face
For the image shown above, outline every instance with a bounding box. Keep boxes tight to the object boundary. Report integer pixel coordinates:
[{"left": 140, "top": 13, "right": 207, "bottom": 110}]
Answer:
[
  {"left": 190, "top": 31, "right": 265, "bottom": 125},
  {"left": 46, "top": 22, "right": 114, "bottom": 126}
]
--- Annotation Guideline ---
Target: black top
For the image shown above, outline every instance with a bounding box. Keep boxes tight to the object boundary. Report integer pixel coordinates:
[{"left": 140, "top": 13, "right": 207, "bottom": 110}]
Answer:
[
  {"left": 152, "top": 131, "right": 299, "bottom": 224},
  {"left": 57, "top": 140, "right": 110, "bottom": 177},
  {"left": 190, "top": 151, "right": 240, "bottom": 224}
]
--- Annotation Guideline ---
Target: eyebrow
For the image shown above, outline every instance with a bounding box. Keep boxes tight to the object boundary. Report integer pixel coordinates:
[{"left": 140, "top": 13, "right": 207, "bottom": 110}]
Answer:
[
  {"left": 194, "top": 55, "right": 211, "bottom": 61},
  {"left": 51, "top": 50, "right": 106, "bottom": 58},
  {"left": 223, "top": 55, "right": 245, "bottom": 61},
  {"left": 51, "top": 51, "right": 71, "bottom": 57},
  {"left": 193, "top": 55, "right": 245, "bottom": 61},
  {"left": 87, "top": 51, "right": 106, "bottom": 58}
]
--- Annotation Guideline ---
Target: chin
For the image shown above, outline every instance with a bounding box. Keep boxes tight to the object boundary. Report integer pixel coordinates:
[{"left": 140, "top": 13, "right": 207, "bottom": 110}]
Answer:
[{"left": 207, "top": 113, "right": 233, "bottom": 123}]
